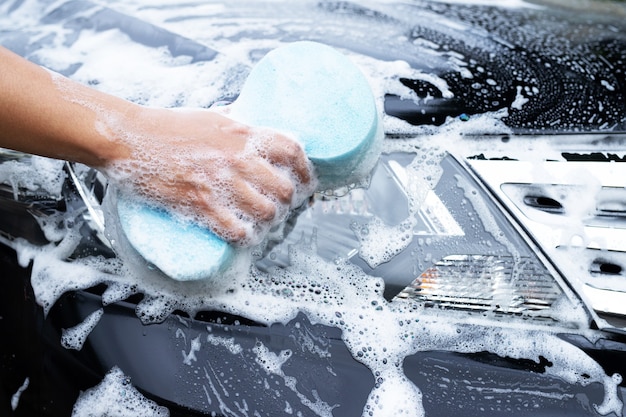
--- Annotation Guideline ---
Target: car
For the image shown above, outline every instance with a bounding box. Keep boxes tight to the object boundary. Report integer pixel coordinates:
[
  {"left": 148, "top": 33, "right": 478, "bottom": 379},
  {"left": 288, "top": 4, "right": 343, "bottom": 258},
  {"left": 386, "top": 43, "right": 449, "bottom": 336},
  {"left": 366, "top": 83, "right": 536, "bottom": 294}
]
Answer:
[{"left": 1, "top": 0, "right": 626, "bottom": 416}]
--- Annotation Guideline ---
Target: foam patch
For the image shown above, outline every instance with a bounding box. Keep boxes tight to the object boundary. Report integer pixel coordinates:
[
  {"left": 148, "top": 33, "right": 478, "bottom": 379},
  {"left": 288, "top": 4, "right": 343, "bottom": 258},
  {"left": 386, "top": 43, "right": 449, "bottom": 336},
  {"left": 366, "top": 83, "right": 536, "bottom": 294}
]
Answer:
[{"left": 116, "top": 41, "right": 382, "bottom": 281}]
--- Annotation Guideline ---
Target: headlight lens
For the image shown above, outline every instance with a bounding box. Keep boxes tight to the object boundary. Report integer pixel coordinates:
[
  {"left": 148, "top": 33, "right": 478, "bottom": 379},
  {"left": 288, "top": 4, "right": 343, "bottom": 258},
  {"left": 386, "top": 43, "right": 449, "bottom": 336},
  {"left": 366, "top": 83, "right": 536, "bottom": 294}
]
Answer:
[{"left": 395, "top": 254, "right": 562, "bottom": 318}]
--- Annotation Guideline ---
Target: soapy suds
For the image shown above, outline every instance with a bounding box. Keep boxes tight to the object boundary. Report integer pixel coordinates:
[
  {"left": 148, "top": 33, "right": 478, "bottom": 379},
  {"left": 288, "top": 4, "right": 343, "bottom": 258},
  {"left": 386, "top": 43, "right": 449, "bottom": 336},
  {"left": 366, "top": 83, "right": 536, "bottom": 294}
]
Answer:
[
  {"left": 0, "top": 156, "right": 65, "bottom": 199},
  {"left": 253, "top": 341, "right": 338, "bottom": 417},
  {"left": 205, "top": 333, "right": 243, "bottom": 355},
  {"left": 11, "top": 377, "right": 30, "bottom": 411},
  {"left": 72, "top": 367, "right": 169, "bottom": 417},
  {"left": 1, "top": 0, "right": 625, "bottom": 416},
  {"left": 290, "top": 322, "right": 332, "bottom": 359},
  {"left": 61, "top": 308, "right": 104, "bottom": 350},
  {"left": 182, "top": 335, "right": 202, "bottom": 365},
  {"left": 11, "top": 215, "right": 623, "bottom": 416},
  {"left": 353, "top": 148, "right": 445, "bottom": 268}
]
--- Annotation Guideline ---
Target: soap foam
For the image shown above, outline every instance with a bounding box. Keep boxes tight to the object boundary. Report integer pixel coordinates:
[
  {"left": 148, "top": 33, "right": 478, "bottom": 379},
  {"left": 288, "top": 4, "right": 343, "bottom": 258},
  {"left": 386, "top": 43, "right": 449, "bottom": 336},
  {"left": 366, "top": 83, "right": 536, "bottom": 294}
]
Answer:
[
  {"left": 0, "top": 156, "right": 65, "bottom": 199},
  {"left": 13, "top": 221, "right": 623, "bottom": 417},
  {"left": 72, "top": 367, "right": 169, "bottom": 417},
  {"left": 253, "top": 341, "right": 338, "bottom": 416},
  {"left": 353, "top": 148, "right": 445, "bottom": 268},
  {"left": 61, "top": 308, "right": 104, "bottom": 350},
  {"left": 1, "top": 1, "right": 624, "bottom": 416},
  {"left": 206, "top": 333, "right": 243, "bottom": 355},
  {"left": 11, "top": 377, "right": 30, "bottom": 411}
]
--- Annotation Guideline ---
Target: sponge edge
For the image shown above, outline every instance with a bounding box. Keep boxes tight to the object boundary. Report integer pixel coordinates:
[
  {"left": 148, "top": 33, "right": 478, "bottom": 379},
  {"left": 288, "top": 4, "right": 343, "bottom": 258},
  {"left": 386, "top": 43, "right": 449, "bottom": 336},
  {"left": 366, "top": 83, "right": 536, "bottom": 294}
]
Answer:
[
  {"left": 111, "top": 41, "right": 382, "bottom": 281},
  {"left": 116, "top": 197, "right": 234, "bottom": 281}
]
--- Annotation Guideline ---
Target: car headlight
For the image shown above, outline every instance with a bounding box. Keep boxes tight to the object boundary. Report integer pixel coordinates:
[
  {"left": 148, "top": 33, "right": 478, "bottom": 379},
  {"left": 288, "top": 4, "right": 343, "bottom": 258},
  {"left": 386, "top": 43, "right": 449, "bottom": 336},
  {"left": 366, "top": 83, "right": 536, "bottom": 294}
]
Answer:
[
  {"left": 259, "top": 150, "right": 590, "bottom": 329},
  {"left": 394, "top": 254, "right": 562, "bottom": 316}
]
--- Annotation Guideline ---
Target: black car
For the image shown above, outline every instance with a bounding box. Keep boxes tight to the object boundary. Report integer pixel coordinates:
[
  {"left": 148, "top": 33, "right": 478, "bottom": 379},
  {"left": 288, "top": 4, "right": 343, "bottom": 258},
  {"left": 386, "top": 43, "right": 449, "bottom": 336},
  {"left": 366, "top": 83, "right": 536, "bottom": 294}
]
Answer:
[{"left": 2, "top": 0, "right": 626, "bottom": 416}]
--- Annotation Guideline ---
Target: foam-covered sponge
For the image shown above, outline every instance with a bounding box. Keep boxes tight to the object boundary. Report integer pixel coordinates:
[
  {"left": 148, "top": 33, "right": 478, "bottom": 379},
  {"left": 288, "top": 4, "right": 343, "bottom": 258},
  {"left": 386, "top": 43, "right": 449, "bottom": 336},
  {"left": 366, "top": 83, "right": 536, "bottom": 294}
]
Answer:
[{"left": 115, "top": 41, "right": 382, "bottom": 281}]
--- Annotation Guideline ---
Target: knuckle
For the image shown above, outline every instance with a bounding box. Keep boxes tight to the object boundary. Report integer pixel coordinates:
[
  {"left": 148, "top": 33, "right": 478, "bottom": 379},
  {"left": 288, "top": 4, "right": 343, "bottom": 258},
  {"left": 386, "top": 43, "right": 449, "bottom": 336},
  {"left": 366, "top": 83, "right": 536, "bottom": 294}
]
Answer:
[
  {"left": 223, "top": 219, "right": 248, "bottom": 243},
  {"left": 258, "top": 200, "right": 277, "bottom": 221},
  {"left": 283, "top": 139, "right": 303, "bottom": 158},
  {"left": 277, "top": 180, "right": 295, "bottom": 203},
  {"left": 232, "top": 226, "right": 248, "bottom": 242}
]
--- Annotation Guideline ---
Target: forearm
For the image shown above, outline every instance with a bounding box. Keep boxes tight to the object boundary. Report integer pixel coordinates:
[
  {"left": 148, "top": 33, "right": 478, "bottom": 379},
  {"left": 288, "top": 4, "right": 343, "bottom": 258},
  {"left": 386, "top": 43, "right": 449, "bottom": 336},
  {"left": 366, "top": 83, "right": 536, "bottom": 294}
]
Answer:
[{"left": 0, "top": 46, "right": 132, "bottom": 166}]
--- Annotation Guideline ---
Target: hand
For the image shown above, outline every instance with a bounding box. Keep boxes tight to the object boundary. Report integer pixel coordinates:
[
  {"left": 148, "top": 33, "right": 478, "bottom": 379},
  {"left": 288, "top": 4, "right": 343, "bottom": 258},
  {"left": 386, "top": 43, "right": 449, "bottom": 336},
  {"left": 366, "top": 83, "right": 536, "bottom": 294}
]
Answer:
[
  {"left": 103, "top": 107, "right": 315, "bottom": 245},
  {"left": 0, "top": 46, "right": 315, "bottom": 245}
]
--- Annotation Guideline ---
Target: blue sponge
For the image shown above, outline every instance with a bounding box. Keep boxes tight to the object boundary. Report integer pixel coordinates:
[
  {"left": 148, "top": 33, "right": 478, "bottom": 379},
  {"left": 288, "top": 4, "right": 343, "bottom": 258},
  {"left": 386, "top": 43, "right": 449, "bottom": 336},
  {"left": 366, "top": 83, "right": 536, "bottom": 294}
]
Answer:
[
  {"left": 116, "top": 197, "right": 234, "bottom": 281},
  {"left": 115, "top": 41, "right": 382, "bottom": 281}
]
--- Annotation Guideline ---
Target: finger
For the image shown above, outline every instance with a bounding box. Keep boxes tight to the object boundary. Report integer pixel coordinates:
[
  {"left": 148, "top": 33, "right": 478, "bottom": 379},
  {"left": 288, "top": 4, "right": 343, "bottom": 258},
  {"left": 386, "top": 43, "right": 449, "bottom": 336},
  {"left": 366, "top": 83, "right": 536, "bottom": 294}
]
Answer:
[
  {"left": 257, "top": 132, "right": 313, "bottom": 185},
  {"left": 192, "top": 193, "right": 250, "bottom": 244},
  {"left": 230, "top": 175, "right": 281, "bottom": 223},
  {"left": 234, "top": 157, "right": 296, "bottom": 204}
]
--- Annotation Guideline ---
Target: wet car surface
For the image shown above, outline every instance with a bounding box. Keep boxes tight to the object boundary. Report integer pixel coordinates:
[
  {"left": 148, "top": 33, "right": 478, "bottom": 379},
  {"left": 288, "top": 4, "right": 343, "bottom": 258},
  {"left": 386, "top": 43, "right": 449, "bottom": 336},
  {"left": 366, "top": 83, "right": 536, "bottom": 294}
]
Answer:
[{"left": 1, "top": 0, "right": 626, "bottom": 416}]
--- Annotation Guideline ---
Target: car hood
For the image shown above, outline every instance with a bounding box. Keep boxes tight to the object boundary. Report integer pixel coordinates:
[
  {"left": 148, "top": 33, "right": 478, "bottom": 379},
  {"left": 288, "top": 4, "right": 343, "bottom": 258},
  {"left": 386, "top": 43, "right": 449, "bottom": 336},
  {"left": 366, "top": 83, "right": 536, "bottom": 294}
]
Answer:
[{"left": 2, "top": 1, "right": 626, "bottom": 417}]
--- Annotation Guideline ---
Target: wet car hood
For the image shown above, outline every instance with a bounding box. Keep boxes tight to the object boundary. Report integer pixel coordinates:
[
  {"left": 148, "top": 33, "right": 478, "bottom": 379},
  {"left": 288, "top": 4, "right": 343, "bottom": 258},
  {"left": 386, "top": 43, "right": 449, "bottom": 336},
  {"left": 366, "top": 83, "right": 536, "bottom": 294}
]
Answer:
[
  {"left": 3, "top": 0, "right": 624, "bottom": 134},
  {"left": 1, "top": 0, "right": 626, "bottom": 416}
]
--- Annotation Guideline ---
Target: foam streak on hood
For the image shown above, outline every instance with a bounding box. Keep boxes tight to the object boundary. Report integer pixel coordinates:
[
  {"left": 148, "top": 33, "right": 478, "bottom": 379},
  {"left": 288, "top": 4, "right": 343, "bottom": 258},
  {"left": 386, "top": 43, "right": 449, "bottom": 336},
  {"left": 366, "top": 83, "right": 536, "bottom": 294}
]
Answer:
[{"left": 4, "top": 219, "right": 622, "bottom": 416}]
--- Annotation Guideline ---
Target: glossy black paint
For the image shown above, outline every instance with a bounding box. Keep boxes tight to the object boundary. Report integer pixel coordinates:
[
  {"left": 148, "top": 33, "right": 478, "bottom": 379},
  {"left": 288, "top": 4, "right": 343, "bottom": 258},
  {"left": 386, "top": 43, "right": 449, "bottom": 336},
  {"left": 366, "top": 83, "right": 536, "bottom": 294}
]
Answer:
[
  {"left": 2, "top": 0, "right": 626, "bottom": 416},
  {"left": 3, "top": 240, "right": 626, "bottom": 416}
]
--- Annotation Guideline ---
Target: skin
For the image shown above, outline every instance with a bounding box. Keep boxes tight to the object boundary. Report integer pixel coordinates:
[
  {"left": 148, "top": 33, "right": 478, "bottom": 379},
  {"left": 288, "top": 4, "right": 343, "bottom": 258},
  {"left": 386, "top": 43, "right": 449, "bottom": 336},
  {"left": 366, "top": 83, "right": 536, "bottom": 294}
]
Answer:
[{"left": 0, "top": 46, "right": 313, "bottom": 244}]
